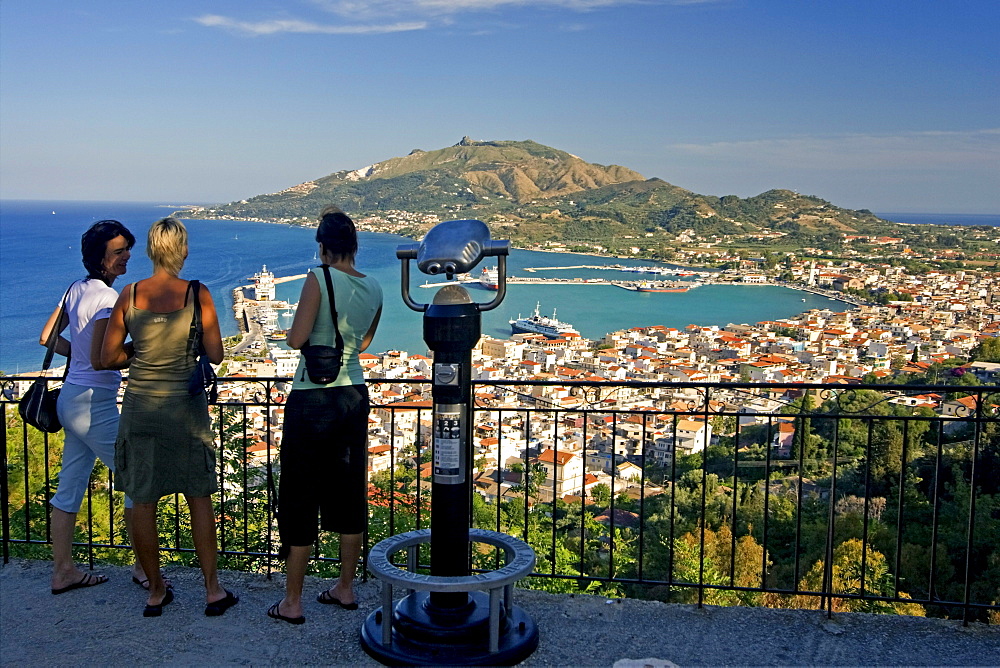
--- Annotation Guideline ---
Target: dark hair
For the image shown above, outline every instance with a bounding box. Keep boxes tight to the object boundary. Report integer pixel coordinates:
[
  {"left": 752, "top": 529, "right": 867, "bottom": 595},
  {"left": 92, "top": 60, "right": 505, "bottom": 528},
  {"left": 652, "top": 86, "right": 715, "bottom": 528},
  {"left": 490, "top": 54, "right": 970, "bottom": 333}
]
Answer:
[
  {"left": 316, "top": 208, "right": 358, "bottom": 261},
  {"left": 82, "top": 220, "right": 136, "bottom": 280}
]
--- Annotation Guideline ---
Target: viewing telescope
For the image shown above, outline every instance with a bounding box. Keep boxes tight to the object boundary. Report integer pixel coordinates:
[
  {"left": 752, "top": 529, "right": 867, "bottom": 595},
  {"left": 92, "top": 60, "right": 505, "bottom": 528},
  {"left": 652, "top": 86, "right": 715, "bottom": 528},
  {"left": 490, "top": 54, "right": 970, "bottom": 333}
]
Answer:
[{"left": 361, "top": 219, "right": 538, "bottom": 665}]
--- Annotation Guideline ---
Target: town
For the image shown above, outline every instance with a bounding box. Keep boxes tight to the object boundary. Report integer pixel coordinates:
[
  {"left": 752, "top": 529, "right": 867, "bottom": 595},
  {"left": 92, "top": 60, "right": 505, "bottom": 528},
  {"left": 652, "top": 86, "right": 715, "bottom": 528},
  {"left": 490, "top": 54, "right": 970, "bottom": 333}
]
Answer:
[{"left": 219, "top": 249, "right": 1000, "bottom": 508}]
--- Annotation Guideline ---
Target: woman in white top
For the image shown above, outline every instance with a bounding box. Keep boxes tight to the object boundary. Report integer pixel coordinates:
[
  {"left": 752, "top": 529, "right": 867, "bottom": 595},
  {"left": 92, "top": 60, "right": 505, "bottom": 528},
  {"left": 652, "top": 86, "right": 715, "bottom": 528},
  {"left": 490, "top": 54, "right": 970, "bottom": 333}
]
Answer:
[{"left": 40, "top": 220, "right": 150, "bottom": 594}]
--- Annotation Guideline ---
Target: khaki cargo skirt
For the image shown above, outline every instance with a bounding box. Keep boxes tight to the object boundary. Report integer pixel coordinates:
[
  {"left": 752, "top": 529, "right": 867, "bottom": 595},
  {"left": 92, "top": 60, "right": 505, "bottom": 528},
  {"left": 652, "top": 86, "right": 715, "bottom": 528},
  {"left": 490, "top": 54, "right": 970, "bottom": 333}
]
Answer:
[{"left": 114, "top": 390, "right": 218, "bottom": 504}]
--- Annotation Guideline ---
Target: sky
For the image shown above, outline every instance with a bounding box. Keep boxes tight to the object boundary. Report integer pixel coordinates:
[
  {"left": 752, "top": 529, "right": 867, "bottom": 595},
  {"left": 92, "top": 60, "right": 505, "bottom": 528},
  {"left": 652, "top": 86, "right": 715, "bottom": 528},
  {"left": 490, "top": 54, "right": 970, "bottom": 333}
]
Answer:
[{"left": 1, "top": 1, "right": 997, "bottom": 214}]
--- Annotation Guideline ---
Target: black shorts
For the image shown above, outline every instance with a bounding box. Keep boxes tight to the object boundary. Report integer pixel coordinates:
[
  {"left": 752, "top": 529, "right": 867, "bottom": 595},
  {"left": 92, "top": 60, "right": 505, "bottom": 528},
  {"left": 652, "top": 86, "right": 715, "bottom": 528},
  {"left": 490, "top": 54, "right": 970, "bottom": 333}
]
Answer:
[{"left": 277, "top": 384, "right": 369, "bottom": 546}]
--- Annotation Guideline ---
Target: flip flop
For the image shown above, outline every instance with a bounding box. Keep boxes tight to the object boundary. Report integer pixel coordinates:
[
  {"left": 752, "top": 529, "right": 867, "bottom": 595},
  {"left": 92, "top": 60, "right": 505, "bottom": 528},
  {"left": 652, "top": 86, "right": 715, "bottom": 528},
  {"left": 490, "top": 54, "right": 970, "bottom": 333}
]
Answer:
[
  {"left": 205, "top": 589, "right": 239, "bottom": 617},
  {"left": 132, "top": 574, "right": 173, "bottom": 591},
  {"left": 267, "top": 601, "right": 305, "bottom": 625},
  {"left": 316, "top": 589, "right": 358, "bottom": 610},
  {"left": 142, "top": 588, "right": 174, "bottom": 617},
  {"left": 51, "top": 572, "right": 108, "bottom": 595}
]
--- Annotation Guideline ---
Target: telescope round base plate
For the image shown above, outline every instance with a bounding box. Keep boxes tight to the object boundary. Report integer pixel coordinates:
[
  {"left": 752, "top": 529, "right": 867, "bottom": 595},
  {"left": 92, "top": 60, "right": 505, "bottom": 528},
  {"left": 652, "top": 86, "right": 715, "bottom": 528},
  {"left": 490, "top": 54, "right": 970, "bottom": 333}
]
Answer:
[{"left": 360, "top": 601, "right": 538, "bottom": 666}]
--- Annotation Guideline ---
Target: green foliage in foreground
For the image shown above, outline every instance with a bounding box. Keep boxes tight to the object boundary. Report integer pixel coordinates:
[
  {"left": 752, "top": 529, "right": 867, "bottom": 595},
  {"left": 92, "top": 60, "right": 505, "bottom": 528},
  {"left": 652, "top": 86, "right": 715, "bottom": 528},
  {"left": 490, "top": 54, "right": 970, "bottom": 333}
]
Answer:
[{"left": 5, "top": 402, "right": 1000, "bottom": 622}]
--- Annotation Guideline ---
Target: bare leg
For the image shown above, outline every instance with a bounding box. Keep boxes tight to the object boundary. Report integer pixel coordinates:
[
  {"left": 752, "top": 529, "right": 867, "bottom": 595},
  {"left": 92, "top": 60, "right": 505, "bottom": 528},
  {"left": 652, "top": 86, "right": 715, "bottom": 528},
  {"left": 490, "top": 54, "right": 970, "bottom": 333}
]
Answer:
[
  {"left": 322, "top": 532, "right": 362, "bottom": 605},
  {"left": 51, "top": 508, "right": 104, "bottom": 590},
  {"left": 130, "top": 502, "right": 168, "bottom": 605},
  {"left": 124, "top": 506, "right": 143, "bottom": 579},
  {"left": 186, "top": 495, "right": 226, "bottom": 603},
  {"left": 277, "top": 544, "right": 311, "bottom": 619}
]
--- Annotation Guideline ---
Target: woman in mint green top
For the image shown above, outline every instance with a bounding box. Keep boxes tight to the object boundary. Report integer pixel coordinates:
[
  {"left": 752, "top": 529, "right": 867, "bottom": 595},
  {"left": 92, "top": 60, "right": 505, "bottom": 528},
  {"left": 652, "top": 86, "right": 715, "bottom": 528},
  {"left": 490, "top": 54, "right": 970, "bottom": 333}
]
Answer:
[
  {"left": 269, "top": 207, "right": 382, "bottom": 625},
  {"left": 290, "top": 263, "right": 381, "bottom": 389}
]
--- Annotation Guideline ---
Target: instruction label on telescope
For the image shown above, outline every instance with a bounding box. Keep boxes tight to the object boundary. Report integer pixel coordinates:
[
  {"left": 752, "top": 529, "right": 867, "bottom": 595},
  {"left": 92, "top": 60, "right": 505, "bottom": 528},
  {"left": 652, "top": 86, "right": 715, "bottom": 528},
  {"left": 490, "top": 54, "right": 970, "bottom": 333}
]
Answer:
[{"left": 433, "top": 404, "right": 464, "bottom": 483}]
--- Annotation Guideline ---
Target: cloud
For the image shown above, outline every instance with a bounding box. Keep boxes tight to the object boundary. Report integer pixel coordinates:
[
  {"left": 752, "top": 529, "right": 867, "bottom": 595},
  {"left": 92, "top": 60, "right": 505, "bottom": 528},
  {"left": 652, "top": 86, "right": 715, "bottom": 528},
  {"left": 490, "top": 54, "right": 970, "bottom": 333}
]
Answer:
[
  {"left": 194, "top": 1, "right": 727, "bottom": 36},
  {"left": 193, "top": 14, "right": 426, "bottom": 36},
  {"left": 310, "top": 0, "right": 726, "bottom": 19},
  {"left": 670, "top": 129, "right": 1000, "bottom": 171}
]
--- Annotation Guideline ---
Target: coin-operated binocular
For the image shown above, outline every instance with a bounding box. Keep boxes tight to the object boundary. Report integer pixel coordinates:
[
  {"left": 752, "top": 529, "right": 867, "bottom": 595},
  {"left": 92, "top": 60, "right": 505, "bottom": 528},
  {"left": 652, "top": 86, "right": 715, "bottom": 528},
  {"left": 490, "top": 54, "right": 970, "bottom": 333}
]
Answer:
[
  {"left": 361, "top": 220, "right": 538, "bottom": 666},
  {"left": 396, "top": 218, "right": 509, "bottom": 312}
]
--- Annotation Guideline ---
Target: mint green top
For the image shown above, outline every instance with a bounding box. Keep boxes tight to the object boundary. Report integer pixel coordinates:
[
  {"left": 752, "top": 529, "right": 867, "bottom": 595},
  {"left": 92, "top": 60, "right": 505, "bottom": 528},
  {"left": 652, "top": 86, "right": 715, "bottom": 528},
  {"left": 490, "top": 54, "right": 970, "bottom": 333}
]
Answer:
[{"left": 292, "top": 266, "right": 382, "bottom": 389}]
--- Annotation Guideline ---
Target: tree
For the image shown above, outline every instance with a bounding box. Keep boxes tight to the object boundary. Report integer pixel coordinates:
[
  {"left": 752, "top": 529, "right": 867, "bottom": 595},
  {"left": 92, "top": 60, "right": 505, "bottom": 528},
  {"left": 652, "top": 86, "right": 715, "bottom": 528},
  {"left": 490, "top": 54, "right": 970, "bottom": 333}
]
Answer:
[
  {"left": 970, "top": 336, "right": 1000, "bottom": 363},
  {"left": 589, "top": 483, "right": 611, "bottom": 507},
  {"left": 509, "top": 461, "right": 548, "bottom": 499},
  {"left": 796, "top": 538, "right": 926, "bottom": 615}
]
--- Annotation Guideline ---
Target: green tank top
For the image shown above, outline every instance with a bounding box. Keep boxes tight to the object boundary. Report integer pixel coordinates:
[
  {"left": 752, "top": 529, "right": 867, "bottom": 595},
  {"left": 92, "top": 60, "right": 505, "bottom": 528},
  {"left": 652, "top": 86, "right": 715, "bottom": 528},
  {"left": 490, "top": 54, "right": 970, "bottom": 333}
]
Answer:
[
  {"left": 292, "top": 266, "right": 382, "bottom": 389},
  {"left": 124, "top": 282, "right": 198, "bottom": 395}
]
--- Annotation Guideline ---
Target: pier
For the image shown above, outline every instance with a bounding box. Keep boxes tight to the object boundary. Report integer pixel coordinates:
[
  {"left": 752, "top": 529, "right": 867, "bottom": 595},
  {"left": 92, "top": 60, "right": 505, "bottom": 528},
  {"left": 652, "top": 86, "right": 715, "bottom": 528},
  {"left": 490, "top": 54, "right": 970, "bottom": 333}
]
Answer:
[{"left": 419, "top": 275, "right": 700, "bottom": 291}]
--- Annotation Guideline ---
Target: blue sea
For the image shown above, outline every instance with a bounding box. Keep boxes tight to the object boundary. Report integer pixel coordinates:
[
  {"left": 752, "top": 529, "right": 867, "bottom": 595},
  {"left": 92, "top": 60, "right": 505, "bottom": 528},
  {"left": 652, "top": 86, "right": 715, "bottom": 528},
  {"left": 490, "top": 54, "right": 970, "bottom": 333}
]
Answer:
[{"left": 2, "top": 200, "right": 996, "bottom": 374}]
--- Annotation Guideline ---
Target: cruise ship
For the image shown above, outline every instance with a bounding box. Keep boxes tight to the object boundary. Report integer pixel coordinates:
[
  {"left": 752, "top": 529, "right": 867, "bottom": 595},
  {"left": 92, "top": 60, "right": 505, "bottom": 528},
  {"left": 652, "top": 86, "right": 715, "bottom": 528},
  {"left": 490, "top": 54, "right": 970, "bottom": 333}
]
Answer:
[
  {"left": 510, "top": 303, "right": 580, "bottom": 339},
  {"left": 479, "top": 266, "right": 499, "bottom": 290},
  {"left": 251, "top": 265, "right": 276, "bottom": 301}
]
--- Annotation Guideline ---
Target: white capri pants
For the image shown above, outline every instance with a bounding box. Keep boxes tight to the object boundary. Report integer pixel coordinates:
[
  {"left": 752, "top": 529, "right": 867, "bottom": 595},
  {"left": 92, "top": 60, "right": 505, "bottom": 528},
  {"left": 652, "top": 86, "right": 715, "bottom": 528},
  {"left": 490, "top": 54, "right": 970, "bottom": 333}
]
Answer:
[{"left": 51, "top": 383, "right": 133, "bottom": 513}]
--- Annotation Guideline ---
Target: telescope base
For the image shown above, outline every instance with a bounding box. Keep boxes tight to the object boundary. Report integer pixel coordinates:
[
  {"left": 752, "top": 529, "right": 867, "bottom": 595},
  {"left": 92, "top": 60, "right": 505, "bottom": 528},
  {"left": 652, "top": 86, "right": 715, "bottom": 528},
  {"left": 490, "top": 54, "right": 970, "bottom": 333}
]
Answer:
[{"left": 360, "top": 592, "right": 538, "bottom": 666}]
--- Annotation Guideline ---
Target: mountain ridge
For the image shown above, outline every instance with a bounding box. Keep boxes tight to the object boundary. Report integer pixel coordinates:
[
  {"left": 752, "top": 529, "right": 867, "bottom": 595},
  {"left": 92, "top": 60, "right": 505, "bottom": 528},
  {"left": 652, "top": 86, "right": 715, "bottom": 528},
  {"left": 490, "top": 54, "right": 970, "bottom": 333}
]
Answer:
[{"left": 178, "top": 137, "right": 895, "bottom": 244}]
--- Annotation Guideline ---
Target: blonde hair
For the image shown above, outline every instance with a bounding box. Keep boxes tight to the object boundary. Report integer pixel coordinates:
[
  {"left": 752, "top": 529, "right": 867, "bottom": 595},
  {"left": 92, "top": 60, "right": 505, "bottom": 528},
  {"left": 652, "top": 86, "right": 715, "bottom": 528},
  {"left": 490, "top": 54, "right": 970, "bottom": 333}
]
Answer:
[{"left": 146, "top": 217, "right": 188, "bottom": 275}]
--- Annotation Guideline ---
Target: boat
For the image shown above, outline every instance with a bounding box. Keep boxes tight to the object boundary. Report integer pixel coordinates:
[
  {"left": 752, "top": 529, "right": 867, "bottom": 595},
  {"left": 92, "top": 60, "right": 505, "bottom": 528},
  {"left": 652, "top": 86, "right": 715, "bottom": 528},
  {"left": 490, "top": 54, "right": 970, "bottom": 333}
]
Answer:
[
  {"left": 479, "top": 266, "right": 499, "bottom": 290},
  {"left": 267, "top": 329, "right": 288, "bottom": 341},
  {"left": 510, "top": 303, "right": 580, "bottom": 339},
  {"left": 636, "top": 282, "right": 689, "bottom": 293}
]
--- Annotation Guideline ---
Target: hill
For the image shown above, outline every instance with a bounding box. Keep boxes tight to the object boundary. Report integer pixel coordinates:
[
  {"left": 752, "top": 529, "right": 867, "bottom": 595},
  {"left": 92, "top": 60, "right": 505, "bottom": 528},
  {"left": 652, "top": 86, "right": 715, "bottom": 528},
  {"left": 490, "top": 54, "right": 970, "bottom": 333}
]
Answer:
[{"left": 178, "top": 137, "right": 896, "bottom": 245}]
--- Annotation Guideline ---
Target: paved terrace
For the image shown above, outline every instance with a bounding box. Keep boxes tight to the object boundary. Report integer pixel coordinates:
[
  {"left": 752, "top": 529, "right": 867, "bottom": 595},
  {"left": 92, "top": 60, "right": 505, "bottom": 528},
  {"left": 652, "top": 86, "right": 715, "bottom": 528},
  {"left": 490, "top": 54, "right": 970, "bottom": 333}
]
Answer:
[{"left": 2, "top": 559, "right": 997, "bottom": 667}]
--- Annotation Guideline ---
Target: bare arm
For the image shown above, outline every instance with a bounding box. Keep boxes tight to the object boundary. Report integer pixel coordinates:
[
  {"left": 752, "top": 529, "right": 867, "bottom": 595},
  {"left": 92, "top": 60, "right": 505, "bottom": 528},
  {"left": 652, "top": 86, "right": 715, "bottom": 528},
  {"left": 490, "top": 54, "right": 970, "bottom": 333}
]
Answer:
[
  {"left": 287, "top": 272, "right": 320, "bottom": 350},
  {"left": 39, "top": 305, "right": 71, "bottom": 357},
  {"left": 359, "top": 306, "right": 382, "bottom": 353},
  {"left": 91, "top": 318, "right": 134, "bottom": 370},
  {"left": 101, "top": 287, "right": 132, "bottom": 369},
  {"left": 198, "top": 286, "right": 225, "bottom": 364}
]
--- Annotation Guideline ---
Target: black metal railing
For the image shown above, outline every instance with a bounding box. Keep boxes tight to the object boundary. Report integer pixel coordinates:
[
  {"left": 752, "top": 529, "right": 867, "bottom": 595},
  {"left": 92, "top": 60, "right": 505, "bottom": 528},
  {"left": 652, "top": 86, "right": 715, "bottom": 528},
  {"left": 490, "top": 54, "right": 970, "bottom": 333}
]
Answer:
[{"left": 3, "top": 375, "right": 998, "bottom": 623}]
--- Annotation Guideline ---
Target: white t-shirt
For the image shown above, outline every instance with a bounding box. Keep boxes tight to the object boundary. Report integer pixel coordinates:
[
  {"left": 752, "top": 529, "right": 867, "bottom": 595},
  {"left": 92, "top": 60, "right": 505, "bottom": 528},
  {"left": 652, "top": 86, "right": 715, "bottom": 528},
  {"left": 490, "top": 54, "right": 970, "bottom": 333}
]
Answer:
[{"left": 63, "top": 278, "right": 122, "bottom": 391}]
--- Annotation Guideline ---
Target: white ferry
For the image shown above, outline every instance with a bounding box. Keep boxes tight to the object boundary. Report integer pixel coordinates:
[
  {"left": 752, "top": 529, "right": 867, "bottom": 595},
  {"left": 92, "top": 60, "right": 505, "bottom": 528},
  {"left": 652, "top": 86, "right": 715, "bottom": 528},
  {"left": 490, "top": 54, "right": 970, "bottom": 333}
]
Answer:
[
  {"left": 251, "top": 265, "right": 276, "bottom": 301},
  {"left": 480, "top": 266, "right": 499, "bottom": 290},
  {"left": 510, "top": 303, "right": 580, "bottom": 339}
]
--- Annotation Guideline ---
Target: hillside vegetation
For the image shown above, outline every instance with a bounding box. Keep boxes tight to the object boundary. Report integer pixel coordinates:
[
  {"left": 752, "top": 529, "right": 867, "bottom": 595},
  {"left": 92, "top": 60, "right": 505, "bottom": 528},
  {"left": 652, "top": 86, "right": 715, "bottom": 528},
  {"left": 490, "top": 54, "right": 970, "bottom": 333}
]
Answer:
[{"left": 179, "top": 137, "right": 901, "bottom": 245}]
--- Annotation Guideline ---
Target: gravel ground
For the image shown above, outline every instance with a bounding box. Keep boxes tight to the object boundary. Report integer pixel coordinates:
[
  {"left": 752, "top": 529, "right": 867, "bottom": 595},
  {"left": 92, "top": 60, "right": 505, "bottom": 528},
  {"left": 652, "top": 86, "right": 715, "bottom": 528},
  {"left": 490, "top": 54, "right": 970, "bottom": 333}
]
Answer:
[{"left": 2, "top": 558, "right": 998, "bottom": 667}]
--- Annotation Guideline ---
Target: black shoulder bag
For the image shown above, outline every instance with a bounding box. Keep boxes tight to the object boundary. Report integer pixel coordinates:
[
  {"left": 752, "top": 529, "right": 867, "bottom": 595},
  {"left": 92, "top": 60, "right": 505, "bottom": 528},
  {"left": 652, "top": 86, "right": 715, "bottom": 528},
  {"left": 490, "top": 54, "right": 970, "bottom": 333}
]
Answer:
[
  {"left": 300, "top": 265, "right": 344, "bottom": 384},
  {"left": 187, "top": 280, "right": 219, "bottom": 403},
  {"left": 19, "top": 284, "right": 73, "bottom": 432}
]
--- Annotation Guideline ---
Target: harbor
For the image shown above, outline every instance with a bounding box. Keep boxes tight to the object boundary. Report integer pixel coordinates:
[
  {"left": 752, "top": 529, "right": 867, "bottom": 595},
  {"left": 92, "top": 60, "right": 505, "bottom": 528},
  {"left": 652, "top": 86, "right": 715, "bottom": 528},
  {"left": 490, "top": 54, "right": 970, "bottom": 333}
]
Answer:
[
  {"left": 209, "top": 244, "right": 857, "bottom": 365},
  {"left": 419, "top": 263, "right": 714, "bottom": 291},
  {"left": 229, "top": 265, "right": 300, "bottom": 354}
]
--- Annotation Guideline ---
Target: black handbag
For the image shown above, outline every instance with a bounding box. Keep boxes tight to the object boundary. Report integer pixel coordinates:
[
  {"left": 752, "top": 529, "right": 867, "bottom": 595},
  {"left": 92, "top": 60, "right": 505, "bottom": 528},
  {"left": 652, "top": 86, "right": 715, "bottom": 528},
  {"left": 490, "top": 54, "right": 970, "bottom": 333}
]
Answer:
[
  {"left": 300, "top": 266, "right": 344, "bottom": 385},
  {"left": 187, "top": 280, "right": 219, "bottom": 403},
  {"left": 19, "top": 285, "right": 72, "bottom": 432}
]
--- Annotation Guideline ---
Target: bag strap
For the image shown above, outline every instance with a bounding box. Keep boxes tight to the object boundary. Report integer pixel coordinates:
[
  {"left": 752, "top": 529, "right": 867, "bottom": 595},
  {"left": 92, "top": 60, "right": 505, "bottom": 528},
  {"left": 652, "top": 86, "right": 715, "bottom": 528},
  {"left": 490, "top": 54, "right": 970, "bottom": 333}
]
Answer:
[
  {"left": 320, "top": 266, "right": 345, "bottom": 351},
  {"left": 187, "top": 280, "right": 204, "bottom": 357},
  {"left": 41, "top": 283, "right": 75, "bottom": 375}
]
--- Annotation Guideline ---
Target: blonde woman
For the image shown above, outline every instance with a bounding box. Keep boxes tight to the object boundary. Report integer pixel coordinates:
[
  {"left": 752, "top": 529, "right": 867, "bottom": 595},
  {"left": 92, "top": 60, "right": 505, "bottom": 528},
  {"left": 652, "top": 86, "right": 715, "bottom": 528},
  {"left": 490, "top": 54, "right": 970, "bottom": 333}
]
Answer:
[{"left": 102, "top": 217, "right": 238, "bottom": 618}]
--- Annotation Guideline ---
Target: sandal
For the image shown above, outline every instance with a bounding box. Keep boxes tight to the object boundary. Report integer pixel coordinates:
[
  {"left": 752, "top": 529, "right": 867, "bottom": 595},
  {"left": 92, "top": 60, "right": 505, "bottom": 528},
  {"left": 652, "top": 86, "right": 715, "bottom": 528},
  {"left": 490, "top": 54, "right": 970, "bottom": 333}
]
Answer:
[
  {"left": 51, "top": 572, "right": 108, "bottom": 595},
  {"left": 267, "top": 601, "right": 305, "bottom": 625},
  {"left": 205, "top": 589, "right": 239, "bottom": 617},
  {"left": 142, "top": 588, "right": 174, "bottom": 617},
  {"left": 316, "top": 589, "right": 358, "bottom": 610}
]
